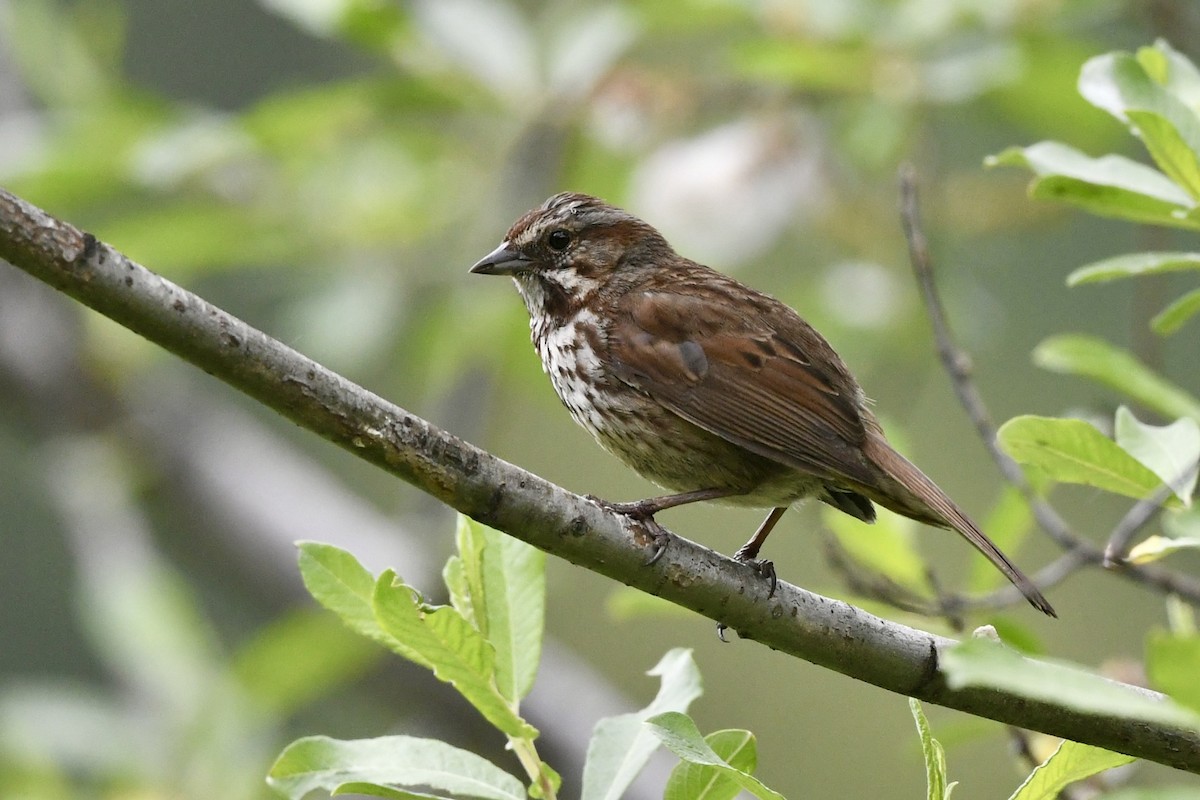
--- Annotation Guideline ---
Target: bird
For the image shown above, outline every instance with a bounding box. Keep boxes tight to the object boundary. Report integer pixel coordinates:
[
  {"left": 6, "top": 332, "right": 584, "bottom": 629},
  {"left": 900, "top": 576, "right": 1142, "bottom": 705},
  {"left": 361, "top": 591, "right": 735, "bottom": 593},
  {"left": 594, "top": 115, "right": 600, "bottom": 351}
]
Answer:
[{"left": 470, "top": 191, "right": 1055, "bottom": 617}]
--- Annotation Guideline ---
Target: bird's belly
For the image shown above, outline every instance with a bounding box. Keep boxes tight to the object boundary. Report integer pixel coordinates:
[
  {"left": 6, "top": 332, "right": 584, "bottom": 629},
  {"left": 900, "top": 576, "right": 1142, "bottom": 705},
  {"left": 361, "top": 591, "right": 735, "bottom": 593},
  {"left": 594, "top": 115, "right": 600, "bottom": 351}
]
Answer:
[
  {"left": 591, "top": 406, "right": 820, "bottom": 507},
  {"left": 536, "top": 317, "right": 818, "bottom": 506}
]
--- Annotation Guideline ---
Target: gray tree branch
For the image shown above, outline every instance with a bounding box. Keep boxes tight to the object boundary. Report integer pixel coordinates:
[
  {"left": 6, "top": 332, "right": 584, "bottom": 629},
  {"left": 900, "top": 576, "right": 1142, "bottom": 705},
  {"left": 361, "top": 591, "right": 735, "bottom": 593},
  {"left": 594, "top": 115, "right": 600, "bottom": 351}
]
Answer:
[{"left": 2, "top": 186, "right": 1197, "bottom": 773}]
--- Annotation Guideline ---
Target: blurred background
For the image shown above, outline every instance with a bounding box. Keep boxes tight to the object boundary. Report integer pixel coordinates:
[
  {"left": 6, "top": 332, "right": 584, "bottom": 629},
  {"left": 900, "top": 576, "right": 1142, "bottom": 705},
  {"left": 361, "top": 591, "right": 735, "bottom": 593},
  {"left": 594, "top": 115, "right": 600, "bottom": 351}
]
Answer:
[{"left": 1, "top": 0, "right": 1199, "bottom": 797}]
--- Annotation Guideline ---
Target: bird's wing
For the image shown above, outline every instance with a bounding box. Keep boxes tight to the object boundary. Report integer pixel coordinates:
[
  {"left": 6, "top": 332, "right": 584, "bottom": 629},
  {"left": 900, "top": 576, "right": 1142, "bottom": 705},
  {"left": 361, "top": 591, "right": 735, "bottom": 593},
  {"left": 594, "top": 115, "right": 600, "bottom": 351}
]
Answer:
[{"left": 608, "top": 287, "right": 876, "bottom": 487}]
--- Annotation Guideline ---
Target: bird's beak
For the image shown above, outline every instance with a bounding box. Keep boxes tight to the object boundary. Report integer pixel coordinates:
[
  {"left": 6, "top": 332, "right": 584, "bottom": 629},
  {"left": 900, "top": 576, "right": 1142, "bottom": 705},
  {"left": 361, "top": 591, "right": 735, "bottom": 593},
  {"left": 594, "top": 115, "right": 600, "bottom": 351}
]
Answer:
[{"left": 470, "top": 242, "right": 531, "bottom": 276}]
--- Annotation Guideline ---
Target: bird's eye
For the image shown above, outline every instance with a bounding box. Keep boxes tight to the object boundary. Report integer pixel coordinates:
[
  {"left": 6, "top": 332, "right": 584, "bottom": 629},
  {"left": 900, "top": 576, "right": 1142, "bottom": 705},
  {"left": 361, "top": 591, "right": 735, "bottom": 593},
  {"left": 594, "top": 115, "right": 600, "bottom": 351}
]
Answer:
[{"left": 547, "top": 229, "right": 571, "bottom": 251}]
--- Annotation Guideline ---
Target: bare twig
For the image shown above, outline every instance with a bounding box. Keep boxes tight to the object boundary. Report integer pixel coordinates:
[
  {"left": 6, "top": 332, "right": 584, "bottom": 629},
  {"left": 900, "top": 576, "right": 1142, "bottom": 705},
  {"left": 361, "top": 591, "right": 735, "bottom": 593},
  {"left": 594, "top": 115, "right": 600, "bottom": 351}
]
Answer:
[
  {"left": 3, "top": 185, "right": 1200, "bottom": 772},
  {"left": 898, "top": 164, "right": 1200, "bottom": 606},
  {"left": 1104, "top": 459, "right": 1200, "bottom": 567}
]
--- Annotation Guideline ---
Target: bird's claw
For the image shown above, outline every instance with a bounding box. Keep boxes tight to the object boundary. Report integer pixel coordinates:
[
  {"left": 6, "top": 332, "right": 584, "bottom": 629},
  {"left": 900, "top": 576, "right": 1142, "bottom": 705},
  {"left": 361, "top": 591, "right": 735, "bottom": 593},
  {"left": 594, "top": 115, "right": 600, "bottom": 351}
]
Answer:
[
  {"left": 734, "top": 554, "right": 777, "bottom": 598},
  {"left": 643, "top": 523, "right": 671, "bottom": 565},
  {"left": 589, "top": 495, "right": 671, "bottom": 565},
  {"left": 716, "top": 622, "right": 730, "bottom": 642}
]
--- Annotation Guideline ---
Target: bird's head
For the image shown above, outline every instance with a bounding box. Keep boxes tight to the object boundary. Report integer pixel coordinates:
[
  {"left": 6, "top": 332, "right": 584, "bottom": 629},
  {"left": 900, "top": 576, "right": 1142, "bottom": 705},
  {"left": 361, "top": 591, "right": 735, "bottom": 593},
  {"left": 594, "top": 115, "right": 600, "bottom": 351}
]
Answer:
[{"left": 471, "top": 192, "right": 671, "bottom": 321}]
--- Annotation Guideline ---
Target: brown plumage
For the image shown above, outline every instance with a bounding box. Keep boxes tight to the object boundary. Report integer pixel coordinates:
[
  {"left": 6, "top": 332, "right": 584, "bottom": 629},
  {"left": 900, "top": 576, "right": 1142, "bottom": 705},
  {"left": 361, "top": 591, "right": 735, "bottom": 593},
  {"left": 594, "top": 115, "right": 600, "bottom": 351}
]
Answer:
[{"left": 471, "top": 192, "right": 1055, "bottom": 617}]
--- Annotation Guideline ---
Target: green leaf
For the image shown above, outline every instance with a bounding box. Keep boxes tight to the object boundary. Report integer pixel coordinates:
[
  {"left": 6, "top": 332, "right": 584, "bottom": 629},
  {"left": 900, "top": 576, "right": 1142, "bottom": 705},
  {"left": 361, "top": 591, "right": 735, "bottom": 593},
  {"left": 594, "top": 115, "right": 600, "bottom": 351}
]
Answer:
[
  {"left": 1008, "top": 739, "right": 1135, "bottom": 800},
  {"left": 371, "top": 570, "right": 537, "bottom": 739},
  {"left": 1067, "top": 252, "right": 1200, "bottom": 285},
  {"left": 232, "top": 608, "right": 380, "bottom": 715},
  {"left": 1127, "top": 108, "right": 1200, "bottom": 200},
  {"left": 1146, "top": 632, "right": 1200, "bottom": 713},
  {"left": 997, "top": 416, "right": 1166, "bottom": 500},
  {"left": 909, "top": 700, "right": 953, "bottom": 800},
  {"left": 267, "top": 735, "right": 524, "bottom": 800},
  {"left": 941, "top": 638, "right": 1200, "bottom": 730},
  {"left": 297, "top": 542, "right": 423, "bottom": 663},
  {"left": 645, "top": 713, "right": 784, "bottom": 800},
  {"left": 1153, "top": 287, "right": 1200, "bottom": 335},
  {"left": 581, "top": 649, "right": 703, "bottom": 800},
  {"left": 333, "top": 783, "right": 448, "bottom": 800},
  {"left": 1079, "top": 52, "right": 1200, "bottom": 198},
  {"left": 443, "top": 555, "right": 473, "bottom": 623},
  {"left": 1128, "top": 534, "right": 1200, "bottom": 564},
  {"left": 473, "top": 516, "right": 546, "bottom": 703},
  {"left": 986, "top": 141, "right": 1198, "bottom": 229},
  {"left": 1141, "top": 40, "right": 1200, "bottom": 109},
  {"left": 663, "top": 729, "right": 758, "bottom": 800},
  {"left": 455, "top": 515, "right": 489, "bottom": 633},
  {"left": 822, "top": 506, "right": 931, "bottom": 597},
  {"left": 1114, "top": 408, "right": 1200, "bottom": 504},
  {"left": 1033, "top": 335, "right": 1200, "bottom": 422}
]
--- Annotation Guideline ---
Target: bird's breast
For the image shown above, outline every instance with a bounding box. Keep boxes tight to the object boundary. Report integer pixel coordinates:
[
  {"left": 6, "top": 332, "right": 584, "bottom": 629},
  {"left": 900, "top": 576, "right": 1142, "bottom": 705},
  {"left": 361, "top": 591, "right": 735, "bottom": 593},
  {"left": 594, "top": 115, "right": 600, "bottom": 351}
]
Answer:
[{"left": 533, "top": 309, "right": 618, "bottom": 436}]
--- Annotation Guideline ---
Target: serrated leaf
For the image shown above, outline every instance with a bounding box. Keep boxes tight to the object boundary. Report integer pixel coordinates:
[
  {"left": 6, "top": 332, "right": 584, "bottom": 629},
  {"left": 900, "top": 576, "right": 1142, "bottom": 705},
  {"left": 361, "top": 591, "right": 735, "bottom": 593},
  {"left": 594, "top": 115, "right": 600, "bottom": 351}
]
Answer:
[
  {"left": 664, "top": 729, "right": 758, "bottom": 800},
  {"left": 646, "top": 713, "right": 784, "bottom": 800},
  {"left": 1146, "top": 632, "right": 1200, "bottom": 713},
  {"left": 1033, "top": 335, "right": 1200, "bottom": 422},
  {"left": 456, "top": 515, "right": 489, "bottom": 633},
  {"left": 941, "top": 638, "right": 1200, "bottom": 730},
  {"left": 1067, "top": 252, "right": 1200, "bottom": 285},
  {"left": 267, "top": 735, "right": 524, "bottom": 800},
  {"left": 986, "top": 141, "right": 1198, "bottom": 229},
  {"left": 910, "top": 700, "right": 953, "bottom": 800},
  {"left": 1128, "top": 535, "right": 1200, "bottom": 564},
  {"left": 472, "top": 517, "right": 545, "bottom": 703},
  {"left": 1008, "top": 739, "right": 1135, "bottom": 800},
  {"left": 297, "top": 542, "right": 425, "bottom": 663},
  {"left": 1114, "top": 408, "right": 1200, "bottom": 504},
  {"left": 371, "top": 570, "right": 537, "bottom": 739},
  {"left": 997, "top": 416, "right": 1166, "bottom": 501},
  {"left": 580, "top": 649, "right": 703, "bottom": 800},
  {"left": 1152, "top": 287, "right": 1200, "bottom": 335},
  {"left": 443, "top": 555, "right": 473, "bottom": 623}
]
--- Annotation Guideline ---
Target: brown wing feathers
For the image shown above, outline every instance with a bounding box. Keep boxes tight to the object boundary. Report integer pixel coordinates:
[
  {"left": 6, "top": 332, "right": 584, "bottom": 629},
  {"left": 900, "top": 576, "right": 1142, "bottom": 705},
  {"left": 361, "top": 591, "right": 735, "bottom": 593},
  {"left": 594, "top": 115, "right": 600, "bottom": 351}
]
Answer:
[
  {"left": 611, "top": 288, "right": 875, "bottom": 485},
  {"left": 610, "top": 283, "right": 1056, "bottom": 617}
]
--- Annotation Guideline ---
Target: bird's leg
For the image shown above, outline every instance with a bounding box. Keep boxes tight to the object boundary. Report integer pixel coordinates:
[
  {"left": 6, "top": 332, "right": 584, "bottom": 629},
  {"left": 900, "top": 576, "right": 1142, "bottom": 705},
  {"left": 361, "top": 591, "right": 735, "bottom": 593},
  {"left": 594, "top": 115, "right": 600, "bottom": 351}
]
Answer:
[
  {"left": 733, "top": 506, "right": 787, "bottom": 595},
  {"left": 733, "top": 506, "right": 787, "bottom": 559},
  {"left": 591, "top": 487, "right": 743, "bottom": 566},
  {"left": 717, "top": 506, "right": 788, "bottom": 641},
  {"left": 594, "top": 487, "right": 741, "bottom": 518}
]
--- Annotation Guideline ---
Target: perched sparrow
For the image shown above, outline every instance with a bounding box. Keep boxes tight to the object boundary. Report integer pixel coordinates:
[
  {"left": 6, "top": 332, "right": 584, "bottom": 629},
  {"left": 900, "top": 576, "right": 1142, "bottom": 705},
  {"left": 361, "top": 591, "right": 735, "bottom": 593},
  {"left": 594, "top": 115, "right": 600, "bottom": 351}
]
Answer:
[{"left": 471, "top": 192, "right": 1055, "bottom": 617}]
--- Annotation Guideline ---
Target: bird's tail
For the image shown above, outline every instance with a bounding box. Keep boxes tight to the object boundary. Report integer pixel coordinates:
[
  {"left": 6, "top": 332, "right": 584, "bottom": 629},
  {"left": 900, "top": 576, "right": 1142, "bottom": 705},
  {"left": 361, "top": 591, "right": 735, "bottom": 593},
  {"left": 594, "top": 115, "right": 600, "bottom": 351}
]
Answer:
[{"left": 862, "top": 434, "right": 1057, "bottom": 618}]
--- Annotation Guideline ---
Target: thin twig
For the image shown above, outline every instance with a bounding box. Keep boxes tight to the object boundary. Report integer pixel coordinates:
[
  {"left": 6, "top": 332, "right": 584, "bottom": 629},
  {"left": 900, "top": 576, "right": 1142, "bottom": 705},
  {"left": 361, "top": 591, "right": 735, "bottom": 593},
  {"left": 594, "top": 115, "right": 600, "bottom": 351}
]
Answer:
[
  {"left": 898, "top": 163, "right": 1200, "bottom": 606},
  {"left": 1104, "top": 460, "right": 1199, "bottom": 567}
]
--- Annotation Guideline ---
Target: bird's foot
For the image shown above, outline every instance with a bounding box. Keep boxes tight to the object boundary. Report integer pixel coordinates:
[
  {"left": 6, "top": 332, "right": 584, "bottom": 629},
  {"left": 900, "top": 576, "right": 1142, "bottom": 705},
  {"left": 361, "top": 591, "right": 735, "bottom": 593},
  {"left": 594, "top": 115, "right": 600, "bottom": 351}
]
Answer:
[
  {"left": 588, "top": 495, "right": 672, "bottom": 565},
  {"left": 732, "top": 544, "right": 777, "bottom": 599},
  {"left": 716, "top": 552, "right": 777, "bottom": 643},
  {"left": 588, "top": 495, "right": 657, "bottom": 520}
]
